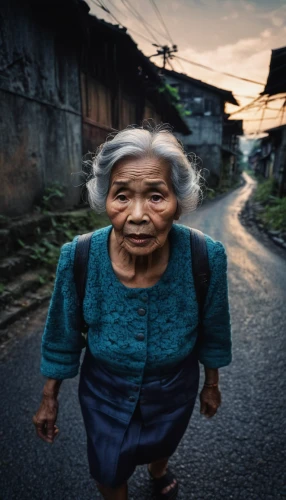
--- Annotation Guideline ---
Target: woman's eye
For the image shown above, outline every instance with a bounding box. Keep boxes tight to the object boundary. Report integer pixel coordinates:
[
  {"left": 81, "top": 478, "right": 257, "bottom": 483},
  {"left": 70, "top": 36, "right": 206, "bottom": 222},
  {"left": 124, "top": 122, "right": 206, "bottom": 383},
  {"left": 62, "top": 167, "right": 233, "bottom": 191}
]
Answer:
[
  {"left": 151, "top": 194, "right": 162, "bottom": 202},
  {"left": 117, "top": 194, "right": 127, "bottom": 201}
]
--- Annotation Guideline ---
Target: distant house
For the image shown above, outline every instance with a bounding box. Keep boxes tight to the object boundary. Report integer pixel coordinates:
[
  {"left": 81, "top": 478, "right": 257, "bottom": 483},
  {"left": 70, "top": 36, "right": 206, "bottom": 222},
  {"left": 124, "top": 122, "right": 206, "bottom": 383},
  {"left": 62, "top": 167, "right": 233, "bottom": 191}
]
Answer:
[
  {"left": 264, "top": 125, "right": 286, "bottom": 197},
  {"left": 248, "top": 138, "right": 274, "bottom": 180},
  {"left": 162, "top": 69, "right": 241, "bottom": 187},
  {"left": 0, "top": 0, "right": 189, "bottom": 217},
  {"left": 222, "top": 119, "right": 243, "bottom": 188},
  {"left": 261, "top": 46, "right": 286, "bottom": 198}
]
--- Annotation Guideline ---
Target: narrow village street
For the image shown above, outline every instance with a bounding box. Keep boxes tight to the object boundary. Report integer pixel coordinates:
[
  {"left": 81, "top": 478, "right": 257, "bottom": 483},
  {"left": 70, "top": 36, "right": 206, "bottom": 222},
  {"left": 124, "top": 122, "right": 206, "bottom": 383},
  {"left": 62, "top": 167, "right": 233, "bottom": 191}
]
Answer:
[{"left": 0, "top": 174, "right": 285, "bottom": 500}]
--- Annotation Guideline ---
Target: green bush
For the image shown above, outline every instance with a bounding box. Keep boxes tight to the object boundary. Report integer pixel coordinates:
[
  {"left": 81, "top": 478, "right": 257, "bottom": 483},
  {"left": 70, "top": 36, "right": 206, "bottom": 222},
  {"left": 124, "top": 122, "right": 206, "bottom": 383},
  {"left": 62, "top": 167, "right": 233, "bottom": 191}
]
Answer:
[
  {"left": 254, "top": 178, "right": 277, "bottom": 204},
  {"left": 260, "top": 197, "right": 286, "bottom": 232}
]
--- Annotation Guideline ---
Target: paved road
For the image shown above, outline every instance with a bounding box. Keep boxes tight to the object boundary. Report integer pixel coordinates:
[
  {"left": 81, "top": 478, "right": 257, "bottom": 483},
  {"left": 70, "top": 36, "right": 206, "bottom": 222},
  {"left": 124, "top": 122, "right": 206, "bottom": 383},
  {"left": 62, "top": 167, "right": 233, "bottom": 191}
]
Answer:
[{"left": 1, "top": 174, "right": 286, "bottom": 500}]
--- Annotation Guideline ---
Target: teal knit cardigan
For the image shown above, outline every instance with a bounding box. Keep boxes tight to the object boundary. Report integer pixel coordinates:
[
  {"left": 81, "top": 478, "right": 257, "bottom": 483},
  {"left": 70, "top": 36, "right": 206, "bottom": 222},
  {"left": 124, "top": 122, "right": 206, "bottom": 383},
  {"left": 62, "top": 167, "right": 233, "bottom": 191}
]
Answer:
[{"left": 41, "top": 223, "right": 232, "bottom": 382}]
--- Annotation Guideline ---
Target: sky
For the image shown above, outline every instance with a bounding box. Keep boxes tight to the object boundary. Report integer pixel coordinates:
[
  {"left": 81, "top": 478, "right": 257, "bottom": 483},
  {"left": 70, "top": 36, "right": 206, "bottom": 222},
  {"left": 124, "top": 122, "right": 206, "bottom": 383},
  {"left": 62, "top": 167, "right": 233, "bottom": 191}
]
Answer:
[{"left": 86, "top": 0, "right": 286, "bottom": 137}]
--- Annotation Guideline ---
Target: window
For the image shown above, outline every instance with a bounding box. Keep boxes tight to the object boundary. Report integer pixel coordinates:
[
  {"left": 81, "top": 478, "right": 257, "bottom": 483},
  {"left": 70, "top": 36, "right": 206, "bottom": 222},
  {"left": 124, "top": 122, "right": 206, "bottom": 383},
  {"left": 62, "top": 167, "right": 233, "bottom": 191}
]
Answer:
[
  {"left": 192, "top": 97, "right": 204, "bottom": 115},
  {"left": 204, "top": 98, "right": 214, "bottom": 116}
]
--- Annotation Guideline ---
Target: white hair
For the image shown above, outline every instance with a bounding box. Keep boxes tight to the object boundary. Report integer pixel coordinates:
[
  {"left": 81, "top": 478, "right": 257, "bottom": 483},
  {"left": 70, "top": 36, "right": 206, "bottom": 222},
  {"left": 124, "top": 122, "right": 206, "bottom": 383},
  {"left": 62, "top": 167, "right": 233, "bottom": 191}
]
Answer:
[{"left": 86, "top": 125, "right": 202, "bottom": 215}]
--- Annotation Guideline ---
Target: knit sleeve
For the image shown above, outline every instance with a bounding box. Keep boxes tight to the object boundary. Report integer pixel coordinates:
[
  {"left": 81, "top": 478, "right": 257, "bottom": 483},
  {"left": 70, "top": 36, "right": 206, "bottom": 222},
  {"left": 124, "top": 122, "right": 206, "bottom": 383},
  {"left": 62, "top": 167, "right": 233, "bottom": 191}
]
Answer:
[
  {"left": 40, "top": 237, "right": 82, "bottom": 380},
  {"left": 197, "top": 239, "right": 232, "bottom": 369}
]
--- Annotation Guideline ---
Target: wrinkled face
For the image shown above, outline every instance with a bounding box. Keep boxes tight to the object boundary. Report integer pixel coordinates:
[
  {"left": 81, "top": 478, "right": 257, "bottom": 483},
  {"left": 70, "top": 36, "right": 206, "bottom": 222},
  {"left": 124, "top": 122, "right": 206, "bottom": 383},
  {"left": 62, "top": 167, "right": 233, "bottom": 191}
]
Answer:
[{"left": 106, "top": 156, "right": 180, "bottom": 256}]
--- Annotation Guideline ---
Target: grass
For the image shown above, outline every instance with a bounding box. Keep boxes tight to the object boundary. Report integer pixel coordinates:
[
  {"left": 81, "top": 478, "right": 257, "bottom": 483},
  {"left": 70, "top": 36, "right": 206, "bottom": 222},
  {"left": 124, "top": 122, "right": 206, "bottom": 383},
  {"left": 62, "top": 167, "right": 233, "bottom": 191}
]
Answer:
[
  {"left": 253, "top": 178, "right": 286, "bottom": 232},
  {"left": 259, "top": 197, "right": 286, "bottom": 232}
]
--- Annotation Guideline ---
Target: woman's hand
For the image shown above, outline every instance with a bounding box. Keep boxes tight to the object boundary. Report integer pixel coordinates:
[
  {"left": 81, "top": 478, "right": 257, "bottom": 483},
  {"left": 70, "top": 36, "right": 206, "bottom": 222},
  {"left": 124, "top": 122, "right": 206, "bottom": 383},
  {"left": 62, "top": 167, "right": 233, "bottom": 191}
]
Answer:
[
  {"left": 33, "top": 378, "right": 62, "bottom": 443},
  {"left": 199, "top": 385, "right": 221, "bottom": 418},
  {"left": 33, "top": 394, "right": 59, "bottom": 443}
]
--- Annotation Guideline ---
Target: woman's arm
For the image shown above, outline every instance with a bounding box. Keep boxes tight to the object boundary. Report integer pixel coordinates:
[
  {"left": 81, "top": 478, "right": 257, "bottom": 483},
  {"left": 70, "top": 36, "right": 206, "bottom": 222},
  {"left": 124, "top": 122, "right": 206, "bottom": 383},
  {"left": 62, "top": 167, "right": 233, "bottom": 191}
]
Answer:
[
  {"left": 200, "top": 367, "right": 221, "bottom": 418},
  {"left": 197, "top": 240, "right": 232, "bottom": 369},
  {"left": 204, "top": 366, "right": 219, "bottom": 384},
  {"left": 41, "top": 239, "right": 83, "bottom": 380},
  {"left": 34, "top": 238, "right": 83, "bottom": 442},
  {"left": 33, "top": 378, "right": 62, "bottom": 443}
]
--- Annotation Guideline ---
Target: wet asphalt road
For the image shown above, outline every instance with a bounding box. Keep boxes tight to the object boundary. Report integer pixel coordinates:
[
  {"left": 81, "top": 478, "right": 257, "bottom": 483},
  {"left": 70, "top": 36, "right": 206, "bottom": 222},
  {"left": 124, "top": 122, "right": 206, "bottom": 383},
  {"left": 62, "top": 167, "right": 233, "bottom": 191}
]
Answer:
[{"left": 1, "top": 173, "right": 286, "bottom": 500}]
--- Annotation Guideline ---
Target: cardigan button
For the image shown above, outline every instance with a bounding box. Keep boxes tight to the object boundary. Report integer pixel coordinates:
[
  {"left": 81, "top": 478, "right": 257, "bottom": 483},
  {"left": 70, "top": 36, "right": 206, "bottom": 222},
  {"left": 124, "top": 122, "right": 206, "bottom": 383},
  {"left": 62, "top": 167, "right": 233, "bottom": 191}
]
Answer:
[
  {"left": 135, "top": 333, "right": 145, "bottom": 341},
  {"left": 141, "top": 295, "right": 148, "bottom": 302},
  {"left": 137, "top": 308, "right": 146, "bottom": 316},
  {"left": 128, "top": 396, "right": 136, "bottom": 403}
]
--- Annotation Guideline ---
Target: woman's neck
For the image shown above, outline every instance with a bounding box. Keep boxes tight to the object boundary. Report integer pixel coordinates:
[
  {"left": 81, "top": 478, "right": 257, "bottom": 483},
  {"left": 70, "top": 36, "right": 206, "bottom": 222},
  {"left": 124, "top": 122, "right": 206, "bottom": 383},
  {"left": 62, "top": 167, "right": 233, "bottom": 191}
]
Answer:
[{"left": 109, "top": 229, "right": 170, "bottom": 287}]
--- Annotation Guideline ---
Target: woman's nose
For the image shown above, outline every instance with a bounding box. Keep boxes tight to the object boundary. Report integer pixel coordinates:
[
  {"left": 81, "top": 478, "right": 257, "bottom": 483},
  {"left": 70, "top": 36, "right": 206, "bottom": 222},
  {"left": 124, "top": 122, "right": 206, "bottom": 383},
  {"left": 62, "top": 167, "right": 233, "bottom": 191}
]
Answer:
[{"left": 127, "top": 201, "right": 149, "bottom": 224}]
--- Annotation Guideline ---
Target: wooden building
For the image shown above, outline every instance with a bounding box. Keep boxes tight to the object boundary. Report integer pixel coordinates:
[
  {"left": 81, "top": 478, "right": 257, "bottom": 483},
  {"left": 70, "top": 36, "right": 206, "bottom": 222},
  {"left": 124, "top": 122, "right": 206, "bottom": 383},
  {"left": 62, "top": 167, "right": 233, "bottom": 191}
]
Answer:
[
  {"left": 162, "top": 68, "right": 240, "bottom": 187},
  {"left": 0, "top": 0, "right": 189, "bottom": 216},
  {"left": 261, "top": 46, "right": 286, "bottom": 197}
]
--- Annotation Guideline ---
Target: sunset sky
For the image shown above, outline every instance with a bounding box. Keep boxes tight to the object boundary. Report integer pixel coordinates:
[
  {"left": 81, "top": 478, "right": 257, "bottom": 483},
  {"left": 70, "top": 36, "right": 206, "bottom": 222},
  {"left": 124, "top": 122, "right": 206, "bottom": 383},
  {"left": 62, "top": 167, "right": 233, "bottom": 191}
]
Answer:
[{"left": 86, "top": 0, "right": 286, "bottom": 136}]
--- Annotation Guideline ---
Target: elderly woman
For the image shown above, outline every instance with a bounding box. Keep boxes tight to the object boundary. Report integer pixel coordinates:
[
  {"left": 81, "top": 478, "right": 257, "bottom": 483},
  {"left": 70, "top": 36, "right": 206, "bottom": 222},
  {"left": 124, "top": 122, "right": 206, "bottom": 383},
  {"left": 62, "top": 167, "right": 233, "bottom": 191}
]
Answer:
[{"left": 33, "top": 126, "right": 231, "bottom": 500}]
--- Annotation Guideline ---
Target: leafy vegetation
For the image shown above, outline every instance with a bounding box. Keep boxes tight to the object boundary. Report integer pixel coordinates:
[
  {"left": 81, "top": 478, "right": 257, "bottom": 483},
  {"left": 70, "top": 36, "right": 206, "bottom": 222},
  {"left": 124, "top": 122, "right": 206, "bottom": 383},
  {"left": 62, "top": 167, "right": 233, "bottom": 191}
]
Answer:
[
  {"left": 159, "top": 84, "right": 191, "bottom": 118},
  {"left": 253, "top": 178, "right": 286, "bottom": 232},
  {"left": 16, "top": 210, "right": 110, "bottom": 271},
  {"left": 258, "top": 196, "right": 286, "bottom": 232},
  {"left": 36, "top": 183, "right": 65, "bottom": 212},
  {"left": 254, "top": 178, "right": 278, "bottom": 204}
]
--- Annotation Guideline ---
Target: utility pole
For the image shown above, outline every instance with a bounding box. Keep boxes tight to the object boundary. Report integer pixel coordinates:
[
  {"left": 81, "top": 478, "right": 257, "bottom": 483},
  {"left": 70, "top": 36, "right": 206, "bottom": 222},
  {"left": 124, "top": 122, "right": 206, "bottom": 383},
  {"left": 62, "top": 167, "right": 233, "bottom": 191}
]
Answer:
[{"left": 148, "top": 44, "right": 178, "bottom": 69}]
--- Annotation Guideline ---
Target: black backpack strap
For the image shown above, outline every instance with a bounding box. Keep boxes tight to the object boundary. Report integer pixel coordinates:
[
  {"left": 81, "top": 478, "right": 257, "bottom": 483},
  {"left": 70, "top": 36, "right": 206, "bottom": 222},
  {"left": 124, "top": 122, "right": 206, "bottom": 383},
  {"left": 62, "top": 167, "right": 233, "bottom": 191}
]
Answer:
[
  {"left": 74, "top": 231, "right": 93, "bottom": 333},
  {"left": 190, "top": 228, "right": 211, "bottom": 329}
]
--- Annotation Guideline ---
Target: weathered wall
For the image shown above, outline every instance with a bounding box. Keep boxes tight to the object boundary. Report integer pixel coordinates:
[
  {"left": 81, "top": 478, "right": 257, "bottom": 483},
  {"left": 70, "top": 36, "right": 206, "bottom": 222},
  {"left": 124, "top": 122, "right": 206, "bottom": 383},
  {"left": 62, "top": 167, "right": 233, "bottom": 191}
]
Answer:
[
  {"left": 165, "top": 74, "right": 224, "bottom": 186},
  {"left": 272, "top": 128, "right": 286, "bottom": 196},
  {"left": 186, "top": 144, "right": 222, "bottom": 187},
  {"left": 0, "top": 0, "right": 83, "bottom": 216}
]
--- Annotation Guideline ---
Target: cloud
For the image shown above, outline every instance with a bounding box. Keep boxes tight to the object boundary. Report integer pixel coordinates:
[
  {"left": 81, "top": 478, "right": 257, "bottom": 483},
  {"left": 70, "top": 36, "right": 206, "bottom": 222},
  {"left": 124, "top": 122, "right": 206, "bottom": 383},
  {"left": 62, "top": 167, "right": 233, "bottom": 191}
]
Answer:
[
  {"left": 244, "top": 2, "right": 255, "bottom": 11},
  {"left": 261, "top": 29, "right": 271, "bottom": 38},
  {"left": 271, "top": 16, "right": 284, "bottom": 27},
  {"left": 177, "top": 34, "right": 272, "bottom": 97}
]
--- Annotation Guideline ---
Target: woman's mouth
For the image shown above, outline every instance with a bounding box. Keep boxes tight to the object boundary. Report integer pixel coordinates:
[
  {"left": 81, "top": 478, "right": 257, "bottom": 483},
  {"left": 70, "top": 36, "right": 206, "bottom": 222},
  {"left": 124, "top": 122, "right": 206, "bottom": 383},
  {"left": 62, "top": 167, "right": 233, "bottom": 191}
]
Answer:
[{"left": 126, "top": 234, "right": 154, "bottom": 245}]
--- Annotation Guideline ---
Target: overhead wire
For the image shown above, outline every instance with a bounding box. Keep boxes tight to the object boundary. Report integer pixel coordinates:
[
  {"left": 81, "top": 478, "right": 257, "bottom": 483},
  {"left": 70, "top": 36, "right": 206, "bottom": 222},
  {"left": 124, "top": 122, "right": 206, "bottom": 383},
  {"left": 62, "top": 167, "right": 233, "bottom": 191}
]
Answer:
[
  {"left": 90, "top": 0, "right": 125, "bottom": 27},
  {"left": 120, "top": 0, "right": 161, "bottom": 46},
  {"left": 104, "top": 0, "right": 127, "bottom": 16},
  {"left": 119, "top": 0, "right": 171, "bottom": 43},
  {"left": 89, "top": 0, "right": 157, "bottom": 45},
  {"left": 239, "top": 117, "right": 284, "bottom": 122},
  {"left": 173, "top": 55, "right": 265, "bottom": 86},
  {"left": 89, "top": 0, "right": 283, "bottom": 113},
  {"left": 146, "top": 0, "right": 187, "bottom": 73},
  {"left": 149, "top": 0, "right": 174, "bottom": 45},
  {"left": 229, "top": 96, "right": 263, "bottom": 116}
]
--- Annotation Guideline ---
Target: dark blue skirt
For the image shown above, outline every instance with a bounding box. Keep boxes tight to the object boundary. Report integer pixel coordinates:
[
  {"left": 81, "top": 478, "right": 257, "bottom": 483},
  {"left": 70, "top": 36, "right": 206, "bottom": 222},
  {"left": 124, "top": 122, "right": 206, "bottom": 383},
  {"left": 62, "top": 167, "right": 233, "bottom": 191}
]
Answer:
[{"left": 78, "top": 348, "right": 199, "bottom": 488}]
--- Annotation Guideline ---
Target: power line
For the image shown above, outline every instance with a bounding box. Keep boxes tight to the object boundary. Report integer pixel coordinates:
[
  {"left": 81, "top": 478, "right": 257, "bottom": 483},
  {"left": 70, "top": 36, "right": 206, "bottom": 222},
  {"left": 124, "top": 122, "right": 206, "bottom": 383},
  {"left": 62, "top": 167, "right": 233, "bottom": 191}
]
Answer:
[
  {"left": 89, "top": 0, "right": 187, "bottom": 73},
  {"left": 104, "top": 0, "right": 127, "bottom": 16},
  {"left": 229, "top": 96, "right": 262, "bottom": 116},
  {"left": 121, "top": 0, "right": 161, "bottom": 46},
  {"left": 149, "top": 0, "right": 174, "bottom": 45},
  {"left": 238, "top": 117, "right": 283, "bottom": 122},
  {"left": 233, "top": 94, "right": 258, "bottom": 99},
  {"left": 230, "top": 94, "right": 286, "bottom": 117},
  {"left": 173, "top": 55, "right": 265, "bottom": 86},
  {"left": 89, "top": 0, "right": 157, "bottom": 45},
  {"left": 90, "top": 0, "right": 125, "bottom": 27},
  {"left": 120, "top": 0, "right": 171, "bottom": 44}
]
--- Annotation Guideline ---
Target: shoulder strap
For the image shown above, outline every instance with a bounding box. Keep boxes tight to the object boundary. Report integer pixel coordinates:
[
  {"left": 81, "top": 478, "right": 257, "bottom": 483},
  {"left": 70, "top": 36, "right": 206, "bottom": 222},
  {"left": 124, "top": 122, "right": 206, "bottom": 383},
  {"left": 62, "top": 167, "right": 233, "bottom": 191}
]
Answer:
[
  {"left": 74, "top": 232, "right": 93, "bottom": 332},
  {"left": 190, "top": 228, "right": 210, "bottom": 325}
]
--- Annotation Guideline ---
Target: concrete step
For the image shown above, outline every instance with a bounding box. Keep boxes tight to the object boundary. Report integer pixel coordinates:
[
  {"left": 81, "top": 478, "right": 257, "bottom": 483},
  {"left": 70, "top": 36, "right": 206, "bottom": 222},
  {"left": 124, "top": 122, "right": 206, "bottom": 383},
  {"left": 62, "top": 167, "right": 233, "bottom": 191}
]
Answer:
[
  {"left": 0, "top": 255, "right": 28, "bottom": 280},
  {"left": 0, "top": 269, "right": 51, "bottom": 309},
  {"left": 0, "top": 208, "right": 93, "bottom": 260},
  {"left": 0, "top": 283, "right": 53, "bottom": 332}
]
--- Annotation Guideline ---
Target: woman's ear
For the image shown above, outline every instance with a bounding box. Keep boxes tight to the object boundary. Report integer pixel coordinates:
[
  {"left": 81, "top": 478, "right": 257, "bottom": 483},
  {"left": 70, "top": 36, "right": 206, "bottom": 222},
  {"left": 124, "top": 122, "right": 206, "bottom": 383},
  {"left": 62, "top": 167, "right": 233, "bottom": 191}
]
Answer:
[{"left": 174, "top": 202, "right": 182, "bottom": 221}]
